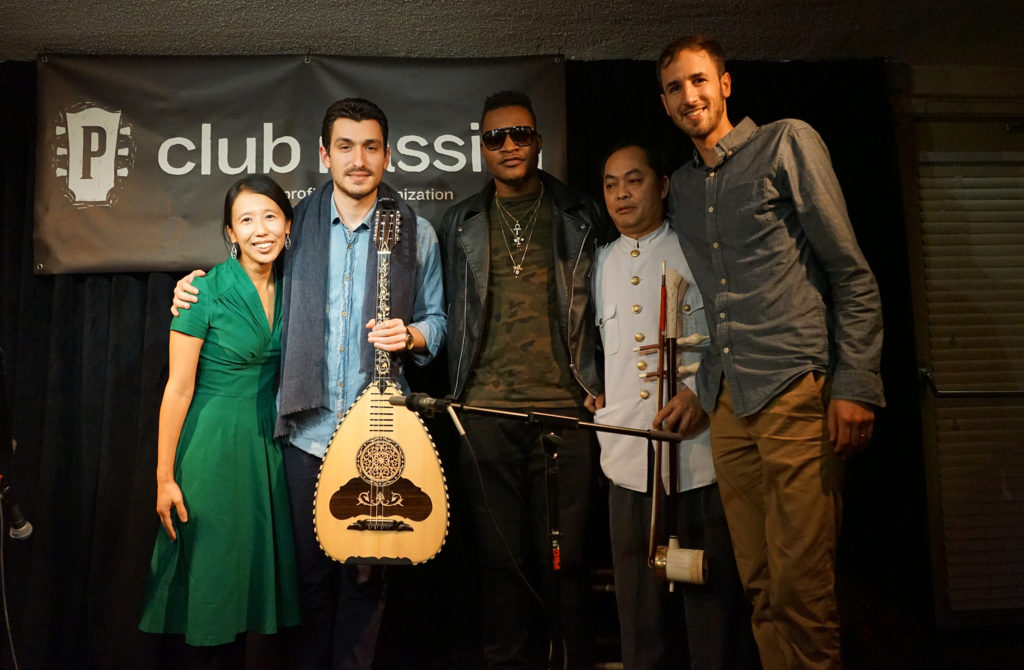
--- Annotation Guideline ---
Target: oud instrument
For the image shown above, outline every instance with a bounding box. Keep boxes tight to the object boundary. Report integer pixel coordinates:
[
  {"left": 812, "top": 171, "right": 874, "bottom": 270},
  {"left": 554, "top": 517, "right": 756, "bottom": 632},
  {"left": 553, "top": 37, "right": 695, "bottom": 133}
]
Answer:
[{"left": 313, "top": 199, "right": 449, "bottom": 565}]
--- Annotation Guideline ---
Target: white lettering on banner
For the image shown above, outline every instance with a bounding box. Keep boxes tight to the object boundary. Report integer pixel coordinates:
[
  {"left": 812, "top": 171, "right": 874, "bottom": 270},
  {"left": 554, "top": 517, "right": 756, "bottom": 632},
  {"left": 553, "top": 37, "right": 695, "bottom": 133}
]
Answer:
[
  {"left": 387, "top": 123, "right": 480, "bottom": 174},
  {"left": 469, "top": 122, "right": 481, "bottom": 172},
  {"left": 283, "top": 186, "right": 454, "bottom": 203},
  {"left": 201, "top": 123, "right": 211, "bottom": 175},
  {"left": 264, "top": 123, "right": 300, "bottom": 173},
  {"left": 397, "top": 189, "right": 455, "bottom": 202},
  {"left": 217, "top": 136, "right": 256, "bottom": 174},
  {"left": 433, "top": 134, "right": 467, "bottom": 173},
  {"left": 158, "top": 137, "right": 196, "bottom": 175},
  {"left": 395, "top": 135, "right": 430, "bottom": 173},
  {"left": 393, "top": 134, "right": 468, "bottom": 173},
  {"left": 286, "top": 187, "right": 318, "bottom": 201},
  {"left": 158, "top": 123, "right": 300, "bottom": 176},
  {"left": 157, "top": 120, "right": 542, "bottom": 176}
]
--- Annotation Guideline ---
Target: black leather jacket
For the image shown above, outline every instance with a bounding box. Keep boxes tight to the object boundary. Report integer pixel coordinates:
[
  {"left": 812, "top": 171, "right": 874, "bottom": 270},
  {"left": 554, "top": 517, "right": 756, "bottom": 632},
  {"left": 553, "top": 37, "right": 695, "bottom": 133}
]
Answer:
[{"left": 437, "top": 171, "right": 605, "bottom": 401}]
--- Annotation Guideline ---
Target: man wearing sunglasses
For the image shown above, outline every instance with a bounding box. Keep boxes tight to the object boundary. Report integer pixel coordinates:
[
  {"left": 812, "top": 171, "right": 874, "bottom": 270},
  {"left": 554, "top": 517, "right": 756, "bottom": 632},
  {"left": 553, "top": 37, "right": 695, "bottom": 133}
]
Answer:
[{"left": 437, "top": 90, "right": 606, "bottom": 670}]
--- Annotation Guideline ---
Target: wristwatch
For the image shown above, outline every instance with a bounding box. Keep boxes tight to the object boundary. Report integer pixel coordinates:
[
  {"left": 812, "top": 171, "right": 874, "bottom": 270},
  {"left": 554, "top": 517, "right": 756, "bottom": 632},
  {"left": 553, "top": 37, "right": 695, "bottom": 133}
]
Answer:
[{"left": 404, "top": 327, "right": 414, "bottom": 351}]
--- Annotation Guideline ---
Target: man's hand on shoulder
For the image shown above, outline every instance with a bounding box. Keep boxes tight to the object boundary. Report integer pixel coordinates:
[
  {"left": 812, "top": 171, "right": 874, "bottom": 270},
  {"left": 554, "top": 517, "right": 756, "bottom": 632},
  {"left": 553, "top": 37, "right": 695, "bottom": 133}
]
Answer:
[
  {"left": 653, "top": 387, "right": 708, "bottom": 440},
  {"left": 170, "top": 269, "right": 206, "bottom": 317},
  {"left": 828, "top": 398, "right": 875, "bottom": 458}
]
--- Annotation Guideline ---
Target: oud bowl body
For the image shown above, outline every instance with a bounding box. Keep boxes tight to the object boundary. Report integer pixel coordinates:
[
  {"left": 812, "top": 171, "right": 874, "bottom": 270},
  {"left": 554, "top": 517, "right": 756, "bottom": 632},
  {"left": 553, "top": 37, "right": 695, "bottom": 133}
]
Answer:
[{"left": 314, "top": 381, "right": 449, "bottom": 565}]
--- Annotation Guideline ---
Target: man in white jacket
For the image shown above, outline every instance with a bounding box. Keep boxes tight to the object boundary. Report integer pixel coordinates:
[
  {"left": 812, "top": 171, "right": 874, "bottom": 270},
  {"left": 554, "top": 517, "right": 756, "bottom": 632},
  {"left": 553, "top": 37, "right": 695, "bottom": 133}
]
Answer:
[{"left": 589, "top": 143, "right": 754, "bottom": 670}]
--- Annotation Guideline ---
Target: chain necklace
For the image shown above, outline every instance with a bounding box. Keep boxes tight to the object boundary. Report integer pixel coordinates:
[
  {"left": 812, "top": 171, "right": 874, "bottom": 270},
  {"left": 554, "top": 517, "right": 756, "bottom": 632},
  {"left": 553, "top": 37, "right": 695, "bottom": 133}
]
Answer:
[
  {"left": 495, "top": 184, "right": 544, "bottom": 249},
  {"left": 495, "top": 184, "right": 544, "bottom": 277}
]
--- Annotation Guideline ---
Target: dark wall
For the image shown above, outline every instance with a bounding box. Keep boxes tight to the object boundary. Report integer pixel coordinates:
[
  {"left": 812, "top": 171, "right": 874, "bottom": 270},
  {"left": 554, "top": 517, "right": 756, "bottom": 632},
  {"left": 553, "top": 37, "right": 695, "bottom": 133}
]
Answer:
[{"left": 0, "top": 58, "right": 927, "bottom": 669}]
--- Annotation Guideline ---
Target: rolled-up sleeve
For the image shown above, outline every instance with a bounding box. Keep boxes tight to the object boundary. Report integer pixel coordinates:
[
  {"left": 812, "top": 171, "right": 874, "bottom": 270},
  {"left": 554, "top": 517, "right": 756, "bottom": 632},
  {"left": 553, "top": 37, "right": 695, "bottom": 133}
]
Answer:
[{"left": 408, "top": 215, "right": 448, "bottom": 366}]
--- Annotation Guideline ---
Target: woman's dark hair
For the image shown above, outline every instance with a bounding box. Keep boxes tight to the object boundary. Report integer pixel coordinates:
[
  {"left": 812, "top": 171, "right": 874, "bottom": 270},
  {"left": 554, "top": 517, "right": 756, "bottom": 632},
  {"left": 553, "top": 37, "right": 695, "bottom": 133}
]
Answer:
[{"left": 223, "top": 174, "right": 293, "bottom": 235}]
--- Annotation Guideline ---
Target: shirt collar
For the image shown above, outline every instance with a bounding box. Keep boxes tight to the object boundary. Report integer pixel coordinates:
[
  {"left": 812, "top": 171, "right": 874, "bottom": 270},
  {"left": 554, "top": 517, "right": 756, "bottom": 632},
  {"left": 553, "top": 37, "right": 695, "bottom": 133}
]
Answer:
[
  {"left": 329, "top": 193, "right": 376, "bottom": 230},
  {"left": 614, "top": 218, "right": 672, "bottom": 253},
  {"left": 691, "top": 116, "right": 758, "bottom": 168}
]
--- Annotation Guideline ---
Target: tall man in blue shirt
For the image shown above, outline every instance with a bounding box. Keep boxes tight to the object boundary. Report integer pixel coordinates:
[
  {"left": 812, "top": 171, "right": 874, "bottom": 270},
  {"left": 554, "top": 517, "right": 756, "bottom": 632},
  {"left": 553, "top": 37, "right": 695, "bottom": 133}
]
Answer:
[
  {"left": 173, "top": 98, "right": 447, "bottom": 670},
  {"left": 658, "top": 36, "right": 885, "bottom": 670}
]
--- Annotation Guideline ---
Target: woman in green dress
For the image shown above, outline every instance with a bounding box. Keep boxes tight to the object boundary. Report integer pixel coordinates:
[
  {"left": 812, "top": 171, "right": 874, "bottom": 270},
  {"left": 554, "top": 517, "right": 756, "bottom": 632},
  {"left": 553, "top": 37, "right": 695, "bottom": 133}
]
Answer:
[{"left": 140, "top": 175, "right": 301, "bottom": 664}]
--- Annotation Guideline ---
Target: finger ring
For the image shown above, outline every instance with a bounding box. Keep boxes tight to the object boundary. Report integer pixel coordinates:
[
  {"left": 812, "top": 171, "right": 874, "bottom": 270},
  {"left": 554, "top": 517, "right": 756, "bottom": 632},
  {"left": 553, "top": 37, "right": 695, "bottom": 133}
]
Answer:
[{"left": 859, "top": 433, "right": 867, "bottom": 437}]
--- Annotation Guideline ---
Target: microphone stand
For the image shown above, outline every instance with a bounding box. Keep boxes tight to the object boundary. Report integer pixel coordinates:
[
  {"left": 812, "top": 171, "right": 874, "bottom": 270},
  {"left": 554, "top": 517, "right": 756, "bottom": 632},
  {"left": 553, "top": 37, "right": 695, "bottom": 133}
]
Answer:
[
  {"left": 419, "top": 398, "right": 683, "bottom": 670},
  {"left": 415, "top": 398, "right": 683, "bottom": 444}
]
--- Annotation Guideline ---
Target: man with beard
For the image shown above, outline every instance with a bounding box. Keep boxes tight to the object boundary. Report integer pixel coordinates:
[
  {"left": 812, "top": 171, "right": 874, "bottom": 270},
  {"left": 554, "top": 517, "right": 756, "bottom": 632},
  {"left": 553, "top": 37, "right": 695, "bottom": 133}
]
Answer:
[
  {"left": 437, "top": 90, "right": 605, "bottom": 670},
  {"left": 658, "top": 35, "right": 885, "bottom": 670},
  {"left": 173, "top": 97, "right": 446, "bottom": 670}
]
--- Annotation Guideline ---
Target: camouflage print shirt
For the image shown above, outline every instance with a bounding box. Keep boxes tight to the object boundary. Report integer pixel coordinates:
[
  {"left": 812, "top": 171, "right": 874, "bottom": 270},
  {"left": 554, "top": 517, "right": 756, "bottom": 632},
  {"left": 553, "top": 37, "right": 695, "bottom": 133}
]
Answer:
[{"left": 462, "top": 189, "right": 580, "bottom": 408}]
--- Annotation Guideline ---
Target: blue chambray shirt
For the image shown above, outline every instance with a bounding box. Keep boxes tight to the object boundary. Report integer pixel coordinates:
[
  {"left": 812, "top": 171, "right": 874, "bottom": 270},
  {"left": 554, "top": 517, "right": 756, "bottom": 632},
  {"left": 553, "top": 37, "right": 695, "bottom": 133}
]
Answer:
[
  {"left": 669, "top": 117, "right": 885, "bottom": 418},
  {"left": 287, "top": 196, "right": 446, "bottom": 458}
]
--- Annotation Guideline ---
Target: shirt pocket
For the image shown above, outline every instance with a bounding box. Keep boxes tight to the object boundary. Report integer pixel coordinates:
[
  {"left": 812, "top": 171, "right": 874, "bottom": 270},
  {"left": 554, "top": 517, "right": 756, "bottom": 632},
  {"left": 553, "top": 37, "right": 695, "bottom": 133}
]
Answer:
[
  {"left": 720, "top": 177, "right": 776, "bottom": 242},
  {"left": 678, "top": 286, "right": 708, "bottom": 339},
  {"left": 598, "top": 302, "right": 620, "bottom": 356},
  {"left": 719, "top": 177, "right": 766, "bottom": 215},
  {"left": 677, "top": 286, "right": 708, "bottom": 381}
]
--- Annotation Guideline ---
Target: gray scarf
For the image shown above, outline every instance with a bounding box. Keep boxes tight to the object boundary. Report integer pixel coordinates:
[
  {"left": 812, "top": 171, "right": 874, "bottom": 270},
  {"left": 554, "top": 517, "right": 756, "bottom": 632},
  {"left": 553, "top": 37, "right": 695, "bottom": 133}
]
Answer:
[{"left": 275, "top": 180, "right": 417, "bottom": 438}]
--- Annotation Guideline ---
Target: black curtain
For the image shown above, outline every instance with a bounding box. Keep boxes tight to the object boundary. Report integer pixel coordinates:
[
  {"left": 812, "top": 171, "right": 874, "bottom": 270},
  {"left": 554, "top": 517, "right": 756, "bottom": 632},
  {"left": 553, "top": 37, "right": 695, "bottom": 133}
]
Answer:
[
  {"left": 0, "top": 58, "right": 928, "bottom": 670},
  {"left": 1, "top": 60, "right": 181, "bottom": 670}
]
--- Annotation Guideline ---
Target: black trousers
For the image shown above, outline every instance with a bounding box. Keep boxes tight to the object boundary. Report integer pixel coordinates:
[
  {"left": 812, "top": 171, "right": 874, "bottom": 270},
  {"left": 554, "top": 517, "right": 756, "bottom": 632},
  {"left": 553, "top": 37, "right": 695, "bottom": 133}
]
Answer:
[
  {"left": 282, "top": 445, "right": 386, "bottom": 670},
  {"left": 459, "top": 409, "right": 596, "bottom": 670},
  {"left": 609, "top": 482, "right": 758, "bottom": 670}
]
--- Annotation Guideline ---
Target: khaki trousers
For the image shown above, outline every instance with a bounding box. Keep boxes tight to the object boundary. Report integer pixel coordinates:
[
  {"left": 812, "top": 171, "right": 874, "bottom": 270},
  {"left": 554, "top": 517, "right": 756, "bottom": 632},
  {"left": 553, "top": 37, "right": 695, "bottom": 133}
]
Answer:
[{"left": 710, "top": 373, "right": 842, "bottom": 670}]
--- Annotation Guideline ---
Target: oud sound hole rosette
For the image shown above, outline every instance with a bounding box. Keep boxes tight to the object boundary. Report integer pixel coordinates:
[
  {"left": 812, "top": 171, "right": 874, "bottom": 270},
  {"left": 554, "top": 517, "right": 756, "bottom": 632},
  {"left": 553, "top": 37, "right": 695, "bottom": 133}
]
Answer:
[{"left": 355, "top": 436, "right": 405, "bottom": 486}]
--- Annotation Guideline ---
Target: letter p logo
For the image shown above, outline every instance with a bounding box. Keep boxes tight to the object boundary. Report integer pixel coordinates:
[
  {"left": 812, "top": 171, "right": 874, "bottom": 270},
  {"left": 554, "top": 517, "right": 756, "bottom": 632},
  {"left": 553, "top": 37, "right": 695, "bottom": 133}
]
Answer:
[
  {"left": 79, "top": 125, "right": 107, "bottom": 180},
  {"left": 54, "top": 105, "right": 134, "bottom": 206}
]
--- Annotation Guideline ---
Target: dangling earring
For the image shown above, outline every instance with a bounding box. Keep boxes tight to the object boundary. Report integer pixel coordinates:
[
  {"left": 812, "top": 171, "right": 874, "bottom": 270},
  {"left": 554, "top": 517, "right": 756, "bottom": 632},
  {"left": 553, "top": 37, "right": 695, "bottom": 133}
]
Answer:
[
  {"left": 230, "top": 243, "right": 238, "bottom": 260},
  {"left": 285, "top": 234, "right": 292, "bottom": 250}
]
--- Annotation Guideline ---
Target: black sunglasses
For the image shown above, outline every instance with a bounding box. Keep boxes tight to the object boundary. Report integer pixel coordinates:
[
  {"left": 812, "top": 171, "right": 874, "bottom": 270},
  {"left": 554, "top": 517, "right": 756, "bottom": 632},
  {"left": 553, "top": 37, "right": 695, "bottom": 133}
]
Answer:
[{"left": 482, "top": 125, "right": 537, "bottom": 151}]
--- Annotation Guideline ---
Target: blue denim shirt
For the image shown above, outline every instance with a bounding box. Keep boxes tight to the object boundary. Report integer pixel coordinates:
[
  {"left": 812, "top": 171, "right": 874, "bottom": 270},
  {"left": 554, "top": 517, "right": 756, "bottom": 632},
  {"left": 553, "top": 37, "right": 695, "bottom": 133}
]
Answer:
[
  {"left": 288, "top": 198, "right": 446, "bottom": 458},
  {"left": 669, "top": 117, "right": 885, "bottom": 418}
]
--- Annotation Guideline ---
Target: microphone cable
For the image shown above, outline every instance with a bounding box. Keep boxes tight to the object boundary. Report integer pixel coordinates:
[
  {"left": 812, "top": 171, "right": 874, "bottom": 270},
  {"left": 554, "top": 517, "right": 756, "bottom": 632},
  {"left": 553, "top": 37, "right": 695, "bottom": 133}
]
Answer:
[
  {"left": 448, "top": 405, "right": 568, "bottom": 670},
  {"left": 0, "top": 503, "right": 22, "bottom": 670}
]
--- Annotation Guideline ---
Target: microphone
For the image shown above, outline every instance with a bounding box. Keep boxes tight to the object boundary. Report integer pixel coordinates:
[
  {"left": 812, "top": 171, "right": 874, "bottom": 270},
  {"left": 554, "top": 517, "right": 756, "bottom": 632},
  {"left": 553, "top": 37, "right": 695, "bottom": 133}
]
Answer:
[
  {"left": 0, "top": 477, "right": 32, "bottom": 540},
  {"left": 389, "top": 393, "right": 452, "bottom": 415}
]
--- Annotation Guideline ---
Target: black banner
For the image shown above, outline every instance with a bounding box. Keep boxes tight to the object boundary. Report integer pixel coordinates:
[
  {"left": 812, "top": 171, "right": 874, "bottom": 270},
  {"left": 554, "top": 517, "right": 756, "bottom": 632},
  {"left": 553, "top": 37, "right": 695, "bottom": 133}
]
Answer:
[{"left": 34, "top": 55, "right": 566, "bottom": 273}]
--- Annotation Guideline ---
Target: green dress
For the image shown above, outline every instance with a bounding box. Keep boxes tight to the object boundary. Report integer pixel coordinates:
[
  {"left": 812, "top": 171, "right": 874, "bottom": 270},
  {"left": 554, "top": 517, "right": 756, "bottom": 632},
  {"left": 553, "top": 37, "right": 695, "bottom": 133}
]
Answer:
[{"left": 140, "top": 258, "right": 300, "bottom": 645}]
